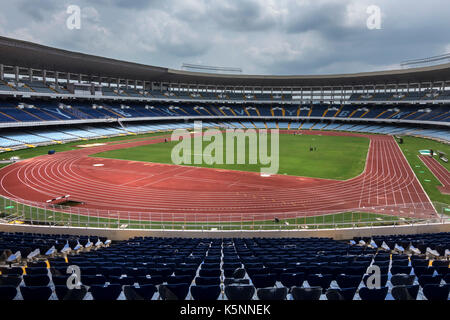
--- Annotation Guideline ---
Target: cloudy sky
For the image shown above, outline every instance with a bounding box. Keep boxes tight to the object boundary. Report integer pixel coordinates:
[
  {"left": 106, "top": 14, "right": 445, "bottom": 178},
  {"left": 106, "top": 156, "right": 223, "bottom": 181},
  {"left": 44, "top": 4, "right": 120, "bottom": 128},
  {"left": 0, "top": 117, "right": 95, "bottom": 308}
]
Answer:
[{"left": 0, "top": 0, "right": 449, "bottom": 75}]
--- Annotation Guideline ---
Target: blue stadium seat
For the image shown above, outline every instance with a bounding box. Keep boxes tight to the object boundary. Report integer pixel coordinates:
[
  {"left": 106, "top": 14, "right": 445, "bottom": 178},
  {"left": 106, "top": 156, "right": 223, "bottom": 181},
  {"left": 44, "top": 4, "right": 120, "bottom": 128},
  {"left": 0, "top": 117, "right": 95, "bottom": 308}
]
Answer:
[
  {"left": 55, "top": 285, "right": 88, "bottom": 300},
  {"left": 358, "top": 287, "right": 389, "bottom": 301},
  {"left": 0, "top": 285, "right": 18, "bottom": 300},
  {"left": 191, "top": 285, "right": 221, "bottom": 301},
  {"left": 256, "top": 287, "right": 288, "bottom": 300},
  {"left": 20, "top": 286, "right": 52, "bottom": 301},
  {"left": 23, "top": 274, "right": 50, "bottom": 287},
  {"left": 422, "top": 284, "right": 450, "bottom": 301},
  {"left": 159, "top": 283, "right": 190, "bottom": 300},
  {"left": 225, "top": 285, "right": 255, "bottom": 300},
  {"left": 123, "top": 284, "right": 157, "bottom": 300},
  {"left": 325, "top": 287, "right": 358, "bottom": 301},
  {"left": 291, "top": 287, "right": 322, "bottom": 300},
  {"left": 391, "top": 285, "right": 420, "bottom": 301},
  {"left": 89, "top": 284, "right": 122, "bottom": 300},
  {"left": 390, "top": 274, "right": 416, "bottom": 286}
]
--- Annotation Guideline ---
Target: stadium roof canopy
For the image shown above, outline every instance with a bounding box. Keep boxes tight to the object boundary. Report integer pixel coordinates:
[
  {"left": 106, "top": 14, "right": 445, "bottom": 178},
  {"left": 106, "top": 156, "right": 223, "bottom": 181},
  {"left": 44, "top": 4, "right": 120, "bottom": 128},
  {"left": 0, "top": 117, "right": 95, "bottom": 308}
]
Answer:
[{"left": 0, "top": 36, "right": 449, "bottom": 88}]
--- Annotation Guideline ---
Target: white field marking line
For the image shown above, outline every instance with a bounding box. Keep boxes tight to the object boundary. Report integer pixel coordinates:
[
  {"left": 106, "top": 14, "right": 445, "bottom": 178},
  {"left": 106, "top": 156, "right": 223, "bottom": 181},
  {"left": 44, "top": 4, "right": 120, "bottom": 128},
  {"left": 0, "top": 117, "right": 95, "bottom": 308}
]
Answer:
[
  {"left": 379, "top": 140, "right": 389, "bottom": 206},
  {"left": 226, "top": 178, "right": 263, "bottom": 189},
  {"left": 366, "top": 138, "right": 401, "bottom": 209},
  {"left": 361, "top": 138, "right": 376, "bottom": 208},
  {"left": 137, "top": 166, "right": 195, "bottom": 188},
  {"left": 368, "top": 138, "right": 400, "bottom": 206},
  {"left": 382, "top": 139, "right": 388, "bottom": 206},
  {"left": 385, "top": 139, "right": 399, "bottom": 208},
  {"left": 358, "top": 139, "right": 372, "bottom": 207},
  {"left": 396, "top": 142, "right": 437, "bottom": 214},
  {"left": 394, "top": 139, "right": 420, "bottom": 210},
  {"left": 395, "top": 140, "right": 408, "bottom": 208},
  {"left": 23, "top": 159, "right": 68, "bottom": 200},
  {"left": 367, "top": 138, "right": 378, "bottom": 207},
  {"left": 119, "top": 174, "right": 157, "bottom": 186},
  {"left": 14, "top": 158, "right": 58, "bottom": 198},
  {"left": 173, "top": 167, "right": 197, "bottom": 177},
  {"left": 389, "top": 138, "right": 411, "bottom": 209},
  {"left": 374, "top": 139, "right": 381, "bottom": 206},
  {"left": 137, "top": 176, "right": 174, "bottom": 188},
  {"left": 385, "top": 139, "right": 428, "bottom": 202},
  {"left": 0, "top": 165, "right": 43, "bottom": 199},
  {"left": 173, "top": 174, "right": 268, "bottom": 189},
  {"left": 420, "top": 157, "right": 450, "bottom": 187},
  {"left": 25, "top": 156, "right": 139, "bottom": 202},
  {"left": 76, "top": 163, "right": 157, "bottom": 175},
  {"left": 405, "top": 155, "right": 432, "bottom": 211},
  {"left": 377, "top": 138, "right": 412, "bottom": 207}
]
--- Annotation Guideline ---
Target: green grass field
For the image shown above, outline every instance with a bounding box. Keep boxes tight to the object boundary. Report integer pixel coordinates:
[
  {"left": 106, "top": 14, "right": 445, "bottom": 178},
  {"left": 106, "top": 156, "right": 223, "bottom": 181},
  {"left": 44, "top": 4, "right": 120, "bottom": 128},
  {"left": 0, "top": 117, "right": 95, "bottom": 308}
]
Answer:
[
  {"left": 397, "top": 136, "right": 450, "bottom": 206},
  {"left": 93, "top": 133, "right": 370, "bottom": 180}
]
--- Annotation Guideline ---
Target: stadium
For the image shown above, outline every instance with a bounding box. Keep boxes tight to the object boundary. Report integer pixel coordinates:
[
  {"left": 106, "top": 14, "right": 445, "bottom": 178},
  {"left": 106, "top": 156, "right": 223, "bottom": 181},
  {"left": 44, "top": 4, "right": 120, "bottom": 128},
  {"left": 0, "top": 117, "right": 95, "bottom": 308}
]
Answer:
[{"left": 0, "top": 2, "right": 449, "bottom": 305}]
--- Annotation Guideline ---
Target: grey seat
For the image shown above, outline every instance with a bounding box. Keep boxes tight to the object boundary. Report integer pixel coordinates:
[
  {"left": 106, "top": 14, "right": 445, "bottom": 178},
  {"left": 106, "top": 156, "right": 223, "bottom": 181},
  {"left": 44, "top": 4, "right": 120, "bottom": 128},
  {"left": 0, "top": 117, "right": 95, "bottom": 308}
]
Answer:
[
  {"left": 0, "top": 275, "right": 22, "bottom": 287},
  {"left": 159, "top": 283, "right": 190, "bottom": 300},
  {"left": 232, "top": 268, "right": 246, "bottom": 279},
  {"left": 391, "top": 274, "right": 415, "bottom": 286},
  {"left": 224, "top": 278, "right": 250, "bottom": 285},
  {"left": 325, "top": 287, "right": 357, "bottom": 301},
  {"left": 123, "top": 284, "right": 157, "bottom": 300},
  {"left": 0, "top": 285, "right": 18, "bottom": 300},
  {"left": 391, "top": 285, "right": 420, "bottom": 300},
  {"left": 358, "top": 286, "right": 389, "bottom": 301},
  {"left": 256, "top": 287, "right": 288, "bottom": 300},
  {"left": 55, "top": 285, "right": 88, "bottom": 300},
  {"left": 224, "top": 284, "right": 255, "bottom": 300},
  {"left": 291, "top": 286, "right": 322, "bottom": 300}
]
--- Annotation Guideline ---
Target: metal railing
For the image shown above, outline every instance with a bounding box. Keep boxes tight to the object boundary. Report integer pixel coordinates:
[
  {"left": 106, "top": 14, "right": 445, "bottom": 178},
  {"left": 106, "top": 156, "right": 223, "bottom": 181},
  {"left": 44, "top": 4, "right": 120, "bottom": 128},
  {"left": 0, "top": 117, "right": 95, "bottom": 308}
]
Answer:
[{"left": 0, "top": 195, "right": 448, "bottom": 231}]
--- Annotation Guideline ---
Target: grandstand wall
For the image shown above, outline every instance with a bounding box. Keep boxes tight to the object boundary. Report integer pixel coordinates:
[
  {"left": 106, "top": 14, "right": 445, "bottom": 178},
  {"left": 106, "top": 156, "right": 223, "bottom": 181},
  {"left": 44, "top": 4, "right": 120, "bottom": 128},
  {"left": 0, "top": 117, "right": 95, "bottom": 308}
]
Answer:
[{"left": 0, "top": 221, "right": 449, "bottom": 241}]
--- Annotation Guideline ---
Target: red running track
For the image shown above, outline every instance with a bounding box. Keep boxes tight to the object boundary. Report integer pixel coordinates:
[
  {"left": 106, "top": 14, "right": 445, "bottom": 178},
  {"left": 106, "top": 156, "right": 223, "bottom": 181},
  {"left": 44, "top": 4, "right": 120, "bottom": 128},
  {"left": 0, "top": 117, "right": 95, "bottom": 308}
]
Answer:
[
  {"left": 419, "top": 155, "right": 450, "bottom": 195},
  {"left": 0, "top": 131, "right": 437, "bottom": 221}
]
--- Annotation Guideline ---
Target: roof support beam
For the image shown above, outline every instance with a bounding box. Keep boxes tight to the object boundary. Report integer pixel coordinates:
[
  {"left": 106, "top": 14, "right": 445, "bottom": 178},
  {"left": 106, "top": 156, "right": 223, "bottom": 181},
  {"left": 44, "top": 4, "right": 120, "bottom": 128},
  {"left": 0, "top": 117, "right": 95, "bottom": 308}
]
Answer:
[{"left": 55, "top": 71, "right": 59, "bottom": 89}]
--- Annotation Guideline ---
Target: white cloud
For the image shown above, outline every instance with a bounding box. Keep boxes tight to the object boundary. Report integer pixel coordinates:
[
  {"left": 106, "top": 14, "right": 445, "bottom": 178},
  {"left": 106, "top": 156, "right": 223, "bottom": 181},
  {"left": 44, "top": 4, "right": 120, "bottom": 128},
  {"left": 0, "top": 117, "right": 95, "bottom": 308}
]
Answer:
[
  {"left": 245, "top": 31, "right": 328, "bottom": 68},
  {"left": 134, "top": 9, "right": 210, "bottom": 58}
]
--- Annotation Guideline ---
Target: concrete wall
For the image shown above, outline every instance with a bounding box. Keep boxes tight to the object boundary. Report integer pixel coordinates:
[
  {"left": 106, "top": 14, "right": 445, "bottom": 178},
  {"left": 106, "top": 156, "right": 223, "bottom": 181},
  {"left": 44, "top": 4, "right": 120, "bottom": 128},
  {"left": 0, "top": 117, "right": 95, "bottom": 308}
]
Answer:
[{"left": 0, "top": 222, "right": 449, "bottom": 241}]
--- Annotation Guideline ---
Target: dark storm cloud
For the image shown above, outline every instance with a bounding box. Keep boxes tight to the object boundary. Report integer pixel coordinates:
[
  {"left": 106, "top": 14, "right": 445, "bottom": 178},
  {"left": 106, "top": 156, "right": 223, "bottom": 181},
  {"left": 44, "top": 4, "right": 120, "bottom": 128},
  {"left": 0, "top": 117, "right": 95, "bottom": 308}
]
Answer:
[{"left": 1, "top": 0, "right": 449, "bottom": 75}]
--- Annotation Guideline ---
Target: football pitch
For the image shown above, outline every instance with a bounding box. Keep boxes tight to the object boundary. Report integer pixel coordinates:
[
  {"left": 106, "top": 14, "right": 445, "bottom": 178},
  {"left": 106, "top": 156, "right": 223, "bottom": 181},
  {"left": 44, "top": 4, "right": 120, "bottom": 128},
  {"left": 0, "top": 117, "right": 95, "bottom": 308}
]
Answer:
[{"left": 93, "top": 133, "right": 370, "bottom": 180}]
